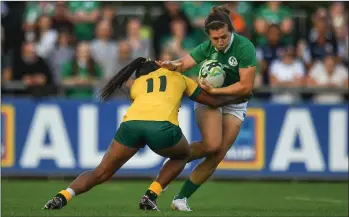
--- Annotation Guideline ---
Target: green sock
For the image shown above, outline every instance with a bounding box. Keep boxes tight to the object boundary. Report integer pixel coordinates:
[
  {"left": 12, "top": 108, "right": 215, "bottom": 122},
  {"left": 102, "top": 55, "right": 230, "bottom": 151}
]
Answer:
[{"left": 175, "top": 179, "right": 201, "bottom": 199}]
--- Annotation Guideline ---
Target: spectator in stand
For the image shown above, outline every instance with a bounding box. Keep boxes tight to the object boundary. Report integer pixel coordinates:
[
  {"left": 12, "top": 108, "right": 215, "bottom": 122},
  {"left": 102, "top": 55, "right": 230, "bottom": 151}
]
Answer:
[
  {"left": 1, "top": 26, "right": 13, "bottom": 82},
  {"left": 305, "top": 8, "right": 338, "bottom": 68},
  {"left": 254, "top": 2, "right": 293, "bottom": 46},
  {"left": 226, "top": 2, "right": 248, "bottom": 37},
  {"left": 100, "top": 3, "right": 124, "bottom": 40},
  {"left": 256, "top": 24, "right": 286, "bottom": 84},
  {"left": 67, "top": 1, "right": 101, "bottom": 41},
  {"left": 114, "top": 40, "right": 133, "bottom": 76},
  {"left": 34, "top": 15, "right": 58, "bottom": 60},
  {"left": 269, "top": 46, "right": 305, "bottom": 104},
  {"left": 330, "top": 2, "right": 348, "bottom": 64},
  {"left": 61, "top": 42, "right": 102, "bottom": 98},
  {"left": 307, "top": 54, "right": 348, "bottom": 104},
  {"left": 126, "top": 17, "right": 151, "bottom": 59},
  {"left": 51, "top": 1, "right": 74, "bottom": 34},
  {"left": 180, "top": 1, "right": 215, "bottom": 42},
  {"left": 161, "top": 19, "right": 197, "bottom": 59},
  {"left": 152, "top": 1, "right": 193, "bottom": 59},
  {"left": 235, "top": 2, "right": 254, "bottom": 33},
  {"left": 10, "top": 41, "right": 53, "bottom": 92},
  {"left": 254, "top": 62, "right": 263, "bottom": 89},
  {"left": 23, "top": 1, "right": 56, "bottom": 42},
  {"left": 49, "top": 29, "right": 75, "bottom": 85},
  {"left": 90, "top": 20, "right": 117, "bottom": 81}
]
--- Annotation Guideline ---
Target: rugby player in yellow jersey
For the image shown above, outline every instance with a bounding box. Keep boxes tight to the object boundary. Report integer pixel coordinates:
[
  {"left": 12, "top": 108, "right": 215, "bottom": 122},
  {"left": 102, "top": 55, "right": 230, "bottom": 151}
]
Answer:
[{"left": 43, "top": 57, "right": 250, "bottom": 211}]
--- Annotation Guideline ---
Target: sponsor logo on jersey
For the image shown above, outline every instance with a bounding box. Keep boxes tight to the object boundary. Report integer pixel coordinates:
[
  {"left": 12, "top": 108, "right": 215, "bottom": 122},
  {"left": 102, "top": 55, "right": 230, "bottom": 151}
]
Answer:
[
  {"left": 228, "top": 56, "right": 238, "bottom": 67},
  {"left": 218, "top": 108, "right": 265, "bottom": 170},
  {"left": 1, "top": 105, "right": 15, "bottom": 168}
]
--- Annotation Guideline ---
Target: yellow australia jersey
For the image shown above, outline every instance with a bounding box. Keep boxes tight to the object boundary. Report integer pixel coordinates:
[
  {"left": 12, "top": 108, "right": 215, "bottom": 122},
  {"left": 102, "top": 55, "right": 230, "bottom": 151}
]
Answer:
[{"left": 123, "top": 68, "right": 201, "bottom": 126}]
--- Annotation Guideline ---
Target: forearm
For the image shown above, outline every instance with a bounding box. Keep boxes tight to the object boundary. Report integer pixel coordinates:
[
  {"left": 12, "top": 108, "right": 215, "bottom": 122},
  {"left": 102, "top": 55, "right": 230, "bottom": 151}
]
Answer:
[
  {"left": 211, "top": 82, "right": 252, "bottom": 96},
  {"left": 170, "top": 54, "right": 196, "bottom": 73},
  {"left": 195, "top": 90, "right": 249, "bottom": 108},
  {"left": 170, "top": 59, "right": 185, "bottom": 72}
]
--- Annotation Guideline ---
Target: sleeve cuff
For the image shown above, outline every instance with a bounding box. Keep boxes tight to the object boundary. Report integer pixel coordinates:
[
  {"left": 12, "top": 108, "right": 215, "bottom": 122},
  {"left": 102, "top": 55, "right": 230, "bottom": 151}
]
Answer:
[{"left": 189, "top": 87, "right": 203, "bottom": 100}]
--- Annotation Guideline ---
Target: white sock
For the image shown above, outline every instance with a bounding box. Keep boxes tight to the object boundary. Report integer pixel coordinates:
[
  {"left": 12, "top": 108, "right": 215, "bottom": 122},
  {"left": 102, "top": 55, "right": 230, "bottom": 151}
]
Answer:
[{"left": 66, "top": 188, "right": 76, "bottom": 197}]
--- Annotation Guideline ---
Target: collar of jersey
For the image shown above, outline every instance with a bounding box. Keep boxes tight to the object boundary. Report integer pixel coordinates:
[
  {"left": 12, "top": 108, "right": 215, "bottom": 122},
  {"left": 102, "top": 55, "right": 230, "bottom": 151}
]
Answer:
[{"left": 214, "top": 33, "right": 234, "bottom": 54}]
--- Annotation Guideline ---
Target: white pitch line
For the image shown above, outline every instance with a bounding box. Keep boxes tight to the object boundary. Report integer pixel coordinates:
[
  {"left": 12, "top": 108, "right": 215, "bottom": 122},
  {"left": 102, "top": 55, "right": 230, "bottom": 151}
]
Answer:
[{"left": 285, "top": 196, "right": 348, "bottom": 204}]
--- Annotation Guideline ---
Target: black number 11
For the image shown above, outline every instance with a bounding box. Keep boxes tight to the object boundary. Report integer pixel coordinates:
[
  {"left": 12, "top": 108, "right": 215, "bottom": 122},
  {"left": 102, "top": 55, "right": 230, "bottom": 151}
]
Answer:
[{"left": 146, "top": 75, "right": 167, "bottom": 93}]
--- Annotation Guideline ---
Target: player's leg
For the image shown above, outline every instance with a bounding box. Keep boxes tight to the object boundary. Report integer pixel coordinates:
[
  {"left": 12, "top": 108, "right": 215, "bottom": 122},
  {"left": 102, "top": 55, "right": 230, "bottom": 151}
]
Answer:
[
  {"left": 152, "top": 133, "right": 190, "bottom": 189},
  {"left": 188, "top": 114, "right": 242, "bottom": 184},
  {"left": 139, "top": 121, "right": 190, "bottom": 211},
  {"left": 171, "top": 104, "right": 223, "bottom": 211},
  {"left": 43, "top": 121, "right": 142, "bottom": 210},
  {"left": 189, "top": 103, "right": 223, "bottom": 160},
  {"left": 161, "top": 104, "right": 222, "bottom": 193},
  {"left": 172, "top": 103, "right": 246, "bottom": 211}
]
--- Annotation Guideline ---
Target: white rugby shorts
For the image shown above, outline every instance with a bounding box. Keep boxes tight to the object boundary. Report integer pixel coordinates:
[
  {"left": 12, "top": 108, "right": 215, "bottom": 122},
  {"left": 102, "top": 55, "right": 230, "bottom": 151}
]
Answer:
[{"left": 194, "top": 101, "right": 248, "bottom": 121}]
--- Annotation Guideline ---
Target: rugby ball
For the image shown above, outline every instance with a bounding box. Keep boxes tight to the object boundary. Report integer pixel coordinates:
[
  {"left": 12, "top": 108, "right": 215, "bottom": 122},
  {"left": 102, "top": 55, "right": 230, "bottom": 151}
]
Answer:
[{"left": 199, "top": 60, "right": 226, "bottom": 88}]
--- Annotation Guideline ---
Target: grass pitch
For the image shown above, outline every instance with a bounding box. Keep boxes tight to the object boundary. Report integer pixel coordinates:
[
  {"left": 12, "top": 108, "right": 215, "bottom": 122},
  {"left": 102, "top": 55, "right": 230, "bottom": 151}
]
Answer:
[{"left": 1, "top": 179, "right": 348, "bottom": 217}]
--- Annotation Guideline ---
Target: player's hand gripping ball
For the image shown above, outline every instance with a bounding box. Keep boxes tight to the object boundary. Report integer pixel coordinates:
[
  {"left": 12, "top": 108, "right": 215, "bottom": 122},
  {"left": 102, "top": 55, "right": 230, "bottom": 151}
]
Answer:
[{"left": 199, "top": 60, "right": 226, "bottom": 88}]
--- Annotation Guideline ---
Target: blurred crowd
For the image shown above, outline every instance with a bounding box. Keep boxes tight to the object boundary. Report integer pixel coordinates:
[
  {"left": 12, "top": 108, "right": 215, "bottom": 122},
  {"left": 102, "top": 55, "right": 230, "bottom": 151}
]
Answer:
[{"left": 1, "top": 1, "right": 348, "bottom": 104}]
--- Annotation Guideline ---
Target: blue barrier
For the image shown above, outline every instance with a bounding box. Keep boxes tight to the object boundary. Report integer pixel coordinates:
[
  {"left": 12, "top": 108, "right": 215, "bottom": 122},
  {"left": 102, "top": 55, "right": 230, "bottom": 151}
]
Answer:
[{"left": 1, "top": 98, "right": 348, "bottom": 180}]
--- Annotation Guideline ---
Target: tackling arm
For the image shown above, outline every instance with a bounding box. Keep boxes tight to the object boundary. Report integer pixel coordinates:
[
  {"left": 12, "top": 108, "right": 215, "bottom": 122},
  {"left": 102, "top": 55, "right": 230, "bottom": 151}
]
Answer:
[{"left": 194, "top": 89, "right": 250, "bottom": 108}]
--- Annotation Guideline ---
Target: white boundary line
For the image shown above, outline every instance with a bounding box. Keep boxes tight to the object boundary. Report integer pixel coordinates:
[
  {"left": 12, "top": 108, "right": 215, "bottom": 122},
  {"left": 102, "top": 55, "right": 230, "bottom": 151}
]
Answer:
[{"left": 285, "top": 196, "right": 348, "bottom": 204}]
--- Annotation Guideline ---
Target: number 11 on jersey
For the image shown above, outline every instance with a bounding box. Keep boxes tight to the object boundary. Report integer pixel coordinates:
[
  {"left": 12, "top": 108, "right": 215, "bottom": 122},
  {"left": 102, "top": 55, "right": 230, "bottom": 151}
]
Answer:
[{"left": 146, "top": 75, "right": 167, "bottom": 93}]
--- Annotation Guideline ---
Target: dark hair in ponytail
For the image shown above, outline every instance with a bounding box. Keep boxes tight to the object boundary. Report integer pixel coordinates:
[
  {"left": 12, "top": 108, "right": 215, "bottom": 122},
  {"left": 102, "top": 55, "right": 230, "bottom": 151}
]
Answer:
[
  {"left": 99, "top": 57, "right": 159, "bottom": 101},
  {"left": 204, "top": 6, "right": 234, "bottom": 34}
]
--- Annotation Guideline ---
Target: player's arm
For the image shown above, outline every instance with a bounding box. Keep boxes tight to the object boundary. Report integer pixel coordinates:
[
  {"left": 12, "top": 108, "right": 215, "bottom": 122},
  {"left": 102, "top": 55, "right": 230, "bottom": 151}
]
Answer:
[
  {"left": 183, "top": 75, "right": 249, "bottom": 108},
  {"left": 156, "top": 54, "right": 197, "bottom": 73},
  {"left": 194, "top": 90, "right": 250, "bottom": 107},
  {"left": 201, "top": 44, "right": 257, "bottom": 96},
  {"left": 156, "top": 41, "right": 209, "bottom": 73}
]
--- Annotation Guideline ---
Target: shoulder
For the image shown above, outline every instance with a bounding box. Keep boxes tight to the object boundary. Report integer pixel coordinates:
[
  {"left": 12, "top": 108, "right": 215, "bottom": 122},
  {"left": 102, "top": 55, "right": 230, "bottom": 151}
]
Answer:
[
  {"left": 310, "top": 61, "right": 325, "bottom": 73},
  {"left": 335, "top": 64, "right": 348, "bottom": 76},
  {"left": 293, "top": 60, "right": 304, "bottom": 67},
  {"left": 270, "top": 60, "right": 282, "bottom": 69},
  {"left": 235, "top": 34, "right": 256, "bottom": 50},
  {"left": 158, "top": 68, "right": 181, "bottom": 77},
  {"left": 47, "top": 30, "right": 58, "bottom": 37},
  {"left": 197, "top": 40, "right": 213, "bottom": 50}
]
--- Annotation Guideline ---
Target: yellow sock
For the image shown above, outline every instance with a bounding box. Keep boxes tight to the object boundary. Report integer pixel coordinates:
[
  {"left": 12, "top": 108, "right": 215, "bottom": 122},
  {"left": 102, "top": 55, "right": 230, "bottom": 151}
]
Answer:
[
  {"left": 58, "top": 190, "right": 73, "bottom": 202},
  {"left": 148, "top": 181, "right": 163, "bottom": 196}
]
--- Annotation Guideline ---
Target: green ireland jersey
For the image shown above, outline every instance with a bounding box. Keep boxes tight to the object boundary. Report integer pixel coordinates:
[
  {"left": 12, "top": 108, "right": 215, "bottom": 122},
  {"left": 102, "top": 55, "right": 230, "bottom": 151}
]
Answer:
[
  {"left": 190, "top": 33, "right": 257, "bottom": 87},
  {"left": 68, "top": 1, "right": 100, "bottom": 41}
]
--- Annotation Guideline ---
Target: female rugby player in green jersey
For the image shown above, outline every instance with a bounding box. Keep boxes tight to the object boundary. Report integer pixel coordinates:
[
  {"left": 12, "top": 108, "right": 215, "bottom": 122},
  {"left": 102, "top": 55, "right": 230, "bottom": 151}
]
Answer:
[
  {"left": 157, "top": 6, "right": 257, "bottom": 211},
  {"left": 43, "top": 57, "right": 250, "bottom": 211}
]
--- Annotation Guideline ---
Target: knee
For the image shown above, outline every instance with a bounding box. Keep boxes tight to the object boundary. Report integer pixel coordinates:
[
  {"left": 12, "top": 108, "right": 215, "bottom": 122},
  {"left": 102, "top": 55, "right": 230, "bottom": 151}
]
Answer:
[
  {"left": 202, "top": 140, "right": 222, "bottom": 156},
  {"left": 211, "top": 147, "right": 231, "bottom": 166},
  {"left": 203, "top": 150, "right": 227, "bottom": 169}
]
